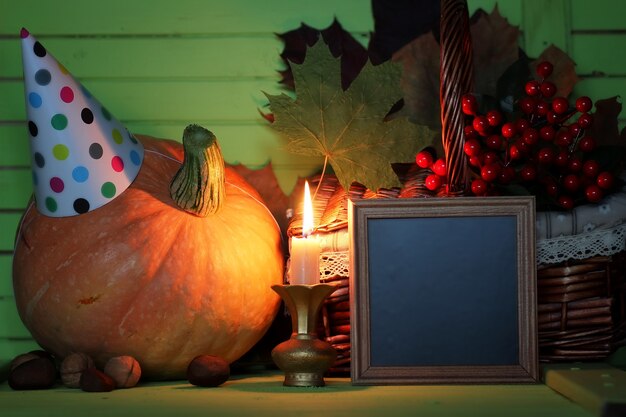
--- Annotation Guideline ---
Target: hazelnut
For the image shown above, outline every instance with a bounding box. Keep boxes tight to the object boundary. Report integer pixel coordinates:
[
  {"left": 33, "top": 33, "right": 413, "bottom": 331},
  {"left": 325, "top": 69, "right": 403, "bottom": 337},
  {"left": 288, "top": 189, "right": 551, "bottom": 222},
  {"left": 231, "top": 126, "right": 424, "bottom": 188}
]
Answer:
[
  {"left": 187, "top": 355, "right": 230, "bottom": 387},
  {"left": 80, "top": 367, "right": 115, "bottom": 392},
  {"left": 60, "top": 352, "right": 94, "bottom": 388},
  {"left": 103, "top": 356, "right": 141, "bottom": 388}
]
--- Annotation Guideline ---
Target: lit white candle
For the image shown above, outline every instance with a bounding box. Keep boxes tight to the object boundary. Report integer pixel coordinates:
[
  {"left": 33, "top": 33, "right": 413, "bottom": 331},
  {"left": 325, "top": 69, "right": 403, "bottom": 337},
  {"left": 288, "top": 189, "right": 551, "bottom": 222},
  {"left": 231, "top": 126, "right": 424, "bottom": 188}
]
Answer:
[{"left": 290, "top": 181, "right": 320, "bottom": 285}]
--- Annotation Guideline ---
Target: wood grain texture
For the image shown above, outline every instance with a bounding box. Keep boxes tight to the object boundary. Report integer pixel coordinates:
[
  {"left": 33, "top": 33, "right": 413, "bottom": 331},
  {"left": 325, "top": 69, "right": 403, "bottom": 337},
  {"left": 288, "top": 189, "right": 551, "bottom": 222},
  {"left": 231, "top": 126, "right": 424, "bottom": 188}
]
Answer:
[
  {"left": 0, "top": 372, "right": 594, "bottom": 417},
  {"left": 0, "top": 256, "right": 12, "bottom": 297},
  {"left": 0, "top": 213, "right": 21, "bottom": 251},
  {"left": 0, "top": 339, "right": 39, "bottom": 366},
  {"left": 571, "top": 0, "right": 626, "bottom": 30},
  {"left": 0, "top": 171, "right": 31, "bottom": 209},
  {"left": 572, "top": 35, "right": 626, "bottom": 75},
  {"left": 522, "top": 0, "right": 570, "bottom": 57},
  {"left": 0, "top": 299, "right": 31, "bottom": 339},
  {"left": 544, "top": 364, "right": 626, "bottom": 416},
  {"left": 0, "top": 79, "right": 282, "bottom": 121},
  {"left": 0, "top": 37, "right": 286, "bottom": 78},
  {"left": 0, "top": 0, "right": 374, "bottom": 35},
  {"left": 0, "top": 126, "right": 30, "bottom": 166}
]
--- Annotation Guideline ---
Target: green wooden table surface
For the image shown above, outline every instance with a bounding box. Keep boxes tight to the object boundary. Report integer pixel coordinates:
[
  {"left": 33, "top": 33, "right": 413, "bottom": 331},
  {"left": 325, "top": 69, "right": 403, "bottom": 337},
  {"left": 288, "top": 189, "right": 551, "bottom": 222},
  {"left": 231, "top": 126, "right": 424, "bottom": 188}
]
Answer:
[{"left": 0, "top": 370, "right": 595, "bottom": 417}]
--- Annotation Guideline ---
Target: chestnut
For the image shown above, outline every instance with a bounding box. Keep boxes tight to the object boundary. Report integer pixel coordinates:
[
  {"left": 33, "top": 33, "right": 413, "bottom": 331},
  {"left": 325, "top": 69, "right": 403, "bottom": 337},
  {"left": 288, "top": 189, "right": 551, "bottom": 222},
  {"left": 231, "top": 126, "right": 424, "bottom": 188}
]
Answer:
[{"left": 187, "top": 355, "right": 230, "bottom": 387}]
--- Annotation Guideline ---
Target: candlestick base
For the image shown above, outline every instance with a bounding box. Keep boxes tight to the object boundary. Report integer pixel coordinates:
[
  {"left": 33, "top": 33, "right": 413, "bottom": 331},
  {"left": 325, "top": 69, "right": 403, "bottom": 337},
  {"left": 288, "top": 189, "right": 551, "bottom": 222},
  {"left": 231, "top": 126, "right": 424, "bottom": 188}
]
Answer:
[{"left": 271, "top": 284, "right": 337, "bottom": 387}]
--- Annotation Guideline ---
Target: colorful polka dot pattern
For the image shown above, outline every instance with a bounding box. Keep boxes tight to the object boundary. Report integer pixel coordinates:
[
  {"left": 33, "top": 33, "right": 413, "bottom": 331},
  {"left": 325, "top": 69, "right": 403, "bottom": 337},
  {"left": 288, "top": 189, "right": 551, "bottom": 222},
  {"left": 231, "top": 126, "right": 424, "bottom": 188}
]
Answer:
[{"left": 20, "top": 28, "right": 144, "bottom": 217}]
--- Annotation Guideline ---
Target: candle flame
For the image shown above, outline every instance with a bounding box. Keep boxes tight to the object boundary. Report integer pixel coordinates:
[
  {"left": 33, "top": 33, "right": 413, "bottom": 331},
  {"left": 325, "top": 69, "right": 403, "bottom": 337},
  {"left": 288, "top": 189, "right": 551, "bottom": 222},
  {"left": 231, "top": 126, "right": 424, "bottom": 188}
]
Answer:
[{"left": 302, "top": 181, "right": 314, "bottom": 237}]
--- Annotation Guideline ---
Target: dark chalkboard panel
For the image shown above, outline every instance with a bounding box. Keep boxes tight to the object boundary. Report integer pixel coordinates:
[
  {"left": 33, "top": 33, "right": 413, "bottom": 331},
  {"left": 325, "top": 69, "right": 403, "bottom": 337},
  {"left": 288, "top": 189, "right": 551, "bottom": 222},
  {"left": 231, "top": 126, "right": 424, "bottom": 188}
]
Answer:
[{"left": 349, "top": 197, "right": 538, "bottom": 385}]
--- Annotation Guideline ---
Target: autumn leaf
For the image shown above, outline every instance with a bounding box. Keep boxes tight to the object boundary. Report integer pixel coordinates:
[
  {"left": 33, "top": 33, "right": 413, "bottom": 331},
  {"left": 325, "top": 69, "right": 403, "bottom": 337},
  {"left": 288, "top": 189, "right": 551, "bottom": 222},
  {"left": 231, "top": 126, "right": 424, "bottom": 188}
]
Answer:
[
  {"left": 277, "top": 22, "right": 322, "bottom": 90},
  {"left": 470, "top": 7, "right": 520, "bottom": 98},
  {"left": 393, "top": 6, "right": 521, "bottom": 128},
  {"left": 392, "top": 32, "right": 441, "bottom": 129},
  {"left": 265, "top": 40, "right": 436, "bottom": 192},
  {"left": 277, "top": 19, "right": 369, "bottom": 91}
]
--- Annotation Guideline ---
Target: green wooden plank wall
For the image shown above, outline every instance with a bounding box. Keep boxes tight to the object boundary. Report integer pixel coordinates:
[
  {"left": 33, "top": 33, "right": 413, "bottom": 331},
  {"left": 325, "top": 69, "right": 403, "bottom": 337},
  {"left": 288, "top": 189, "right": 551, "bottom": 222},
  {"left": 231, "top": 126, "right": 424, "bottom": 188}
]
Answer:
[
  {"left": 0, "top": 0, "right": 624, "bottom": 362},
  {"left": 1, "top": 0, "right": 373, "bottom": 364}
]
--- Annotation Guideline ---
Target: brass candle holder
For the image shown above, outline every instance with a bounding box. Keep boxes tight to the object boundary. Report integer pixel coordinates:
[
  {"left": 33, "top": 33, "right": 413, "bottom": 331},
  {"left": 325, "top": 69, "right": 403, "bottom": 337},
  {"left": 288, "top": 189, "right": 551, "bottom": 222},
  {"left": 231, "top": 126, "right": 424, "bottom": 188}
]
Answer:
[{"left": 271, "top": 284, "right": 337, "bottom": 387}]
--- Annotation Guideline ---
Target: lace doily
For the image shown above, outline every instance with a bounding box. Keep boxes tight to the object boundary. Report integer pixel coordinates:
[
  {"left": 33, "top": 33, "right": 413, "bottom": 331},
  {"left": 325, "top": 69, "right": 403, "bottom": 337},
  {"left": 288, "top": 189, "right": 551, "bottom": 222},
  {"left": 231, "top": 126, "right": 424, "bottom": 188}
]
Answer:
[
  {"left": 536, "top": 222, "right": 626, "bottom": 265},
  {"left": 318, "top": 222, "right": 626, "bottom": 277},
  {"left": 320, "top": 251, "right": 349, "bottom": 280}
]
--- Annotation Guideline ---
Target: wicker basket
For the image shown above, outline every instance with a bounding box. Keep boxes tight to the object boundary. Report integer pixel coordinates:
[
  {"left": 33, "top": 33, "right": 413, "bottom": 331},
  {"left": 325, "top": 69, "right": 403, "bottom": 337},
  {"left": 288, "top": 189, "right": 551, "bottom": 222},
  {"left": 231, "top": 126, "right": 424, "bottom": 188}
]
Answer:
[
  {"left": 286, "top": 0, "right": 625, "bottom": 374},
  {"left": 287, "top": 171, "right": 626, "bottom": 374},
  {"left": 537, "top": 252, "right": 626, "bottom": 361}
]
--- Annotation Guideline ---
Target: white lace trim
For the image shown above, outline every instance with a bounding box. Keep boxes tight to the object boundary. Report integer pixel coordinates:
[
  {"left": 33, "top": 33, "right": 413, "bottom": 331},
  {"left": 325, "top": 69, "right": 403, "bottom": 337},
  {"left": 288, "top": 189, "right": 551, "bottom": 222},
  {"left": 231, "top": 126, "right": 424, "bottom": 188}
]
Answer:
[
  {"left": 320, "top": 251, "right": 349, "bottom": 280},
  {"left": 318, "top": 223, "right": 626, "bottom": 277},
  {"left": 536, "top": 222, "right": 626, "bottom": 265}
]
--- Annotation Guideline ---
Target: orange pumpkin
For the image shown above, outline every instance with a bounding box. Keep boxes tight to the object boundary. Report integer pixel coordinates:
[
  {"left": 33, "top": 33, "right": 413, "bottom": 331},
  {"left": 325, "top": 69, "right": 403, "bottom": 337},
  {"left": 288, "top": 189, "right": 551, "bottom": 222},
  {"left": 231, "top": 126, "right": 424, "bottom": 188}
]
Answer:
[{"left": 12, "top": 125, "right": 283, "bottom": 379}]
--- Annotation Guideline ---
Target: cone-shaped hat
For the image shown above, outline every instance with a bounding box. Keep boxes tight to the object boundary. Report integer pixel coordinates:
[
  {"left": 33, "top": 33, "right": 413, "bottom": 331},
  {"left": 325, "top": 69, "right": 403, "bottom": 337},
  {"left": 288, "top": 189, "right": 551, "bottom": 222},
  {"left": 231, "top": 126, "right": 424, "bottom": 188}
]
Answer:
[{"left": 20, "top": 28, "right": 144, "bottom": 217}]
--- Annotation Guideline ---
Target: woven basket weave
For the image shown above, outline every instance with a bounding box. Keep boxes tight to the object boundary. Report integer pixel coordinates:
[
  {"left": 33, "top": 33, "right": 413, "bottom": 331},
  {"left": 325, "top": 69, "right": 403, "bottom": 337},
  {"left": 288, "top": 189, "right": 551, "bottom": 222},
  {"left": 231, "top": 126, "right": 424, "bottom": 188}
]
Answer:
[
  {"left": 286, "top": 0, "right": 625, "bottom": 374},
  {"left": 537, "top": 253, "right": 626, "bottom": 361},
  {"left": 287, "top": 171, "right": 626, "bottom": 374}
]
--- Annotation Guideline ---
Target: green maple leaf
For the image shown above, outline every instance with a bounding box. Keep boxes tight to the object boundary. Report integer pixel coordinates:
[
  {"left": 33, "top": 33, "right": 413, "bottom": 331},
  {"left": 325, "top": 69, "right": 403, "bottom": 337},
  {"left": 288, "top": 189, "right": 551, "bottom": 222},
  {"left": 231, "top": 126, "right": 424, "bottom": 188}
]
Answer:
[{"left": 266, "top": 40, "right": 436, "bottom": 191}]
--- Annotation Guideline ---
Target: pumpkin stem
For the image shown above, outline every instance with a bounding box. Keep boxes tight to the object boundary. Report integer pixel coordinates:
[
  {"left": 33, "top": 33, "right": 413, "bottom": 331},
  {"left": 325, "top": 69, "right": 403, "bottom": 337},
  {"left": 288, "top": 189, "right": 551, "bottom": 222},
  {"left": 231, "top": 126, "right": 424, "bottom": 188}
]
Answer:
[{"left": 169, "top": 124, "right": 225, "bottom": 217}]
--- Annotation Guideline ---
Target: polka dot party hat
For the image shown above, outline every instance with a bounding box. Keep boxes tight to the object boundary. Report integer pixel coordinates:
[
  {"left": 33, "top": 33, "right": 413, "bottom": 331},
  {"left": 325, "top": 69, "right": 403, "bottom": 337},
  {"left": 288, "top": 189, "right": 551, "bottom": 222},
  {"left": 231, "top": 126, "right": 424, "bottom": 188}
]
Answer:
[{"left": 20, "top": 28, "right": 144, "bottom": 217}]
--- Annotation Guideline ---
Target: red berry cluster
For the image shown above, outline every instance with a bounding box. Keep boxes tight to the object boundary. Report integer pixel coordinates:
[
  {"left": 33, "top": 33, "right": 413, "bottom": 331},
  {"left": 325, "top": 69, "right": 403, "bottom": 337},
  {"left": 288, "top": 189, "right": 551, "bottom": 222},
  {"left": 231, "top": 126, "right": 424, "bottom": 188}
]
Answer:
[
  {"left": 416, "top": 60, "right": 616, "bottom": 209},
  {"left": 415, "top": 151, "right": 447, "bottom": 191}
]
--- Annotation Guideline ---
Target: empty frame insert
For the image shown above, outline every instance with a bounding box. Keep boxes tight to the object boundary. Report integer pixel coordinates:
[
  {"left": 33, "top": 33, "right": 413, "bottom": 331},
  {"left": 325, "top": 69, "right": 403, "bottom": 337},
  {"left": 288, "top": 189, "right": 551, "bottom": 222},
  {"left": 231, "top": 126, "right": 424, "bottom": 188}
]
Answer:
[{"left": 349, "top": 196, "right": 538, "bottom": 384}]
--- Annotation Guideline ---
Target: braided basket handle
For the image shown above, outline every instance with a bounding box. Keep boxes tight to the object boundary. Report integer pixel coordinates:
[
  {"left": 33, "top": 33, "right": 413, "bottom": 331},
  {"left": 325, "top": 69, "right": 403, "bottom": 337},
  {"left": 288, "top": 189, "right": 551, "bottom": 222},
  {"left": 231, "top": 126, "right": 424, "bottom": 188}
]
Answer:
[{"left": 440, "top": 0, "right": 474, "bottom": 195}]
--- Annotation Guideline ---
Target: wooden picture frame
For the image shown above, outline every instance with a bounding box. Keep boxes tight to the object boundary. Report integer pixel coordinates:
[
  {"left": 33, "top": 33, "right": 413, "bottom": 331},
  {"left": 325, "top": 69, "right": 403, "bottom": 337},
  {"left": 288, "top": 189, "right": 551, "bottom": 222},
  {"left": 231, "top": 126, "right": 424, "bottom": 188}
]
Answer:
[{"left": 349, "top": 196, "right": 538, "bottom": 385}]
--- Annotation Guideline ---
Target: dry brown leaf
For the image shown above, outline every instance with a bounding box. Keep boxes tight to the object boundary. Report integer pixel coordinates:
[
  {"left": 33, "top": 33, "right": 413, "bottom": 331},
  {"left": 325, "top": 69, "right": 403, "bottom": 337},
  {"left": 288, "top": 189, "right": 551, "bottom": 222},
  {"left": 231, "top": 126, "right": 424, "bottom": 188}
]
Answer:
[
  {"left": 392, "top": 32, "right": 441, "bottom": 129},
  {"left": 470, "top": 7, "right": 520, "bottom": 98},
  {"left": 392, "top": 7, "right": 520, "bottom": 130},
  {"left": 277, "top": 19, "right": 368, "bottom": 91}
]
